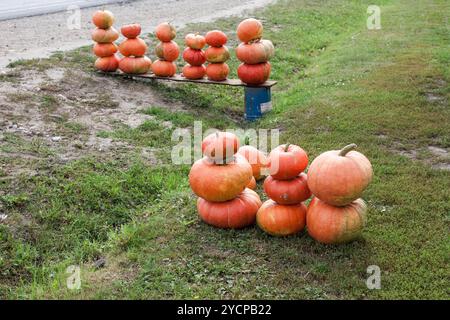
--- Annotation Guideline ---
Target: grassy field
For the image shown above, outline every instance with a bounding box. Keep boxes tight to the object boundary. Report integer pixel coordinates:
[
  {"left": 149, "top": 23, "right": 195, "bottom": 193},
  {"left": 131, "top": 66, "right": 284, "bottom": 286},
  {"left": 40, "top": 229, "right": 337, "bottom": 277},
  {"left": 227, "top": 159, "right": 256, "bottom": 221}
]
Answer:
[{"left": 0, "top": 0, "right": 449, "bottom": 299}]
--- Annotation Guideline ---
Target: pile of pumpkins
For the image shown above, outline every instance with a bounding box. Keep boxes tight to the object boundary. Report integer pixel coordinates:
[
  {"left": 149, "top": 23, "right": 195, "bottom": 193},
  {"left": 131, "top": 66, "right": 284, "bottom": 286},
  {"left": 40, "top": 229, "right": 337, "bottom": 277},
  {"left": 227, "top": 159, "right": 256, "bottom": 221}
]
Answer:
[
  {"left": 189, "top": 132, "right": 373, "bottom": 244},
  {"left": 118, "top": 24, "right": 152, "bottom": 74},
  {"left": 91, "top": 10, "right": 120, "bottom": 72}
]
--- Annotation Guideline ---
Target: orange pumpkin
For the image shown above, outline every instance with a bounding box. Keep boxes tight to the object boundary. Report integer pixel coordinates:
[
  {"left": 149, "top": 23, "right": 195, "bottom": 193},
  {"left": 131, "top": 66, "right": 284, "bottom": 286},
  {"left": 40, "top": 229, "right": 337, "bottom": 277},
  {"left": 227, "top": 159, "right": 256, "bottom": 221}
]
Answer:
[
  {"left": 119, "top": 56, "right": 152, "bottom": 74},
  {"left": 205, "top": 30, "right": 228, "bottom": 47},
  {"left": 202, "top": 131, "right": 239, "bottom": 162},
  {"left": 237, "top": 18, "right": 263, "bottom": 43},
  {"left": 189, "top": 155, "right": 252, "bottom": 202},
  {"left": 151, "top": 59, "right": 176, "bottom": 77},
  {"left": 118, "top": 38, "right": 148, "bottom": 57},
  {"left": 91, "top": 27, "right": 119, "bottom": 43},
  {"left": 269, "top": 144, "right": 308, "bottom": 180},
  {"left": 205, "top": 46, "right": 230, "bottom": 63},
  {"left": 185, "top": 33, "right": 206, "bottom": 50},
  {"left": 155, "top": 22, "right": 176, "bottom": 42},
  {"left": 263, "top": 173, "right": 311, "bottom": 205},
  {"left": 206, "top": 63, "right": 229, "bottom": 81},
  {"left": 306, "top": 197, "right": 367, "bottom": 244},
  {"left": 182, "top": 48, "right": 206, "bottom": 66},
  {"left": 182, "top": 64, "right": 206, "bottom": 80},
  {"left": 155, "top": 41, "right": 180, "bottom": 62},
  {"left": 94, "top": 55, "right": 119, "bottom": 72},
  {"left": 197, "top": 188, "right": 262, "bottom": 229},
  {"left": 257, "top": 200, "right": 307, "bottom": 236},
  {"left": 247, "top": 176, "right": 257, "bottom": 190},
  {"left": 236, "top": 40, "right": 274, "bottom": 64},
  {"left": 237, "top": 145, "right": 268, "bottom": 180},
  {"left": 92, "top": 10, "right": 115, "bottom": 29},
  {"left": 237, "top": 62, "right": 271, "bottom": 85},
  {"left": 93, "top": 43, "right": 118, "bottom": 58},
  {"left": 121, "top": 23, "right": 141, "bottom": 39},
  {"left": 307, "top": 144, "right": 373, "bottom": 206}
]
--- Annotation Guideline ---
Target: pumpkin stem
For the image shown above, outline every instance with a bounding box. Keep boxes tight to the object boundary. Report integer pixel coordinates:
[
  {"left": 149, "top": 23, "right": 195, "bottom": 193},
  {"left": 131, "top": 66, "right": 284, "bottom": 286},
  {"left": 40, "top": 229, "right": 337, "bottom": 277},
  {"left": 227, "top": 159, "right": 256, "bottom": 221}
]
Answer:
[
  {"left": 339, "top": 144, "right": 357, "bottom": 156},
  {"left": 284, "top": 143, "right": 290, "bottom": 152},
  {"left": 244, "top": 136, "right": 250, "bottom": 146}
]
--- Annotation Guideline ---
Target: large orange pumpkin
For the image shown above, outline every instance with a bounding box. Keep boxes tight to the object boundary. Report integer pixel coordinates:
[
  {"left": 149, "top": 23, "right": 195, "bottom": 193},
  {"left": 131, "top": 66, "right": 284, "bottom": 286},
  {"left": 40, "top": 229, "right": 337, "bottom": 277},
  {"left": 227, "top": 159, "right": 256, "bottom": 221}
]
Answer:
[
  {"left": 237, "top": 145, "right": 268, "bottom": 180},
  {"left": 121, "top": 23, "right": 141, "bottom": 39},
  {"left": 205, "top": 46, "right": 230, "bottom": 63},
  {"left": 182, "top": 48, "right": 206, "bottom": 66},
  {"left": 118, "top": 38, "right": 148, "bottom": 57},
  {"left": 197, "top": 188, "right": 262, "bottom": 229},
  {"left": 236, "top": 40, "right": 274, "bottom": 64},
  {"left": 201, "top": 131, "right": 239, "bottom": 162},
  {"left": 307, "top": 144, "right": 373, "bottom": 206},
  {"left": 155, "top": 41, "right": 180, "bottom": 62},
  {"left": 237, "top": 18, "right": 263, "bottom": 43},
  {"left": 155, "top": 22, "right": 176, "bottom": 42},
  {"left": 93, "top": 43, "right": 118, "bottom": 58},
  {"left": 257, "top": 200, "right": 307, "bottom": 236},
  {"left": 269, "top": 144, "right": 308, "bottom": 180},
  {"left": 189, "top": 155, "right": 252, "bottom": 202},
  {"left": 119, "top": 56, "right": 152, "bottom": 74},
  {"left": 263, "top": 173, "right": 311, "bottom": 205},
  {"left": 237, "top": 62, "right": 271, "bottom": 85},
  {"left": 94, "top": 55, "right": 119, "bottom": 72},
  {"left": 185, "top": 33, "right": 206, "bottom": 50},
  {"left": 206, "top": 63, "right": 229, "bottom": 81},
  {"left": 91, "top": 27, "right": 119, "bottom": 43},
  {"left": 151, "top": 59, "right": 176, "bottom": 77},
  {"left": 205, "top": 30, "right": 228, "bottom": 47},
  {"left": 182, "top": 64, "right": 206, "bottom": 80},
  {"left": 306, "top": 197, "right": 367, "bottom": 244},
  {"left": 92, "top": 10, "right": 115, "bottom": 29}
]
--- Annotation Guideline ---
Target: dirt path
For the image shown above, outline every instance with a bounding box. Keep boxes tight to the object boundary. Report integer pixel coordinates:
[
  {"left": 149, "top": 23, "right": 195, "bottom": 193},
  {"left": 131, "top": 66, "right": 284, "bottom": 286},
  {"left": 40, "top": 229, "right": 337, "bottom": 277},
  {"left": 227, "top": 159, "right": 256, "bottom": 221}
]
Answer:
[{"left": 0, "top": 0, "right": 275, "bottom": 69}]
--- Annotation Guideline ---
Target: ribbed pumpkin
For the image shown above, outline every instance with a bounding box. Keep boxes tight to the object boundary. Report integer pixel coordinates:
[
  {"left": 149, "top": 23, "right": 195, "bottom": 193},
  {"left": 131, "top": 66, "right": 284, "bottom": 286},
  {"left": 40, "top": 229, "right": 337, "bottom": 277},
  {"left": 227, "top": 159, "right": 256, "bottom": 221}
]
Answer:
[
  {"left": 205, "top": 30, "right": 228, "bottom": 47},
  {"left": 155, "top": 41, "right": 180, "bottom": 62},
  {"left": 119, "top": 56, "right": 152, "bottom": 74},
  {"left": 151, "top": 60, "right": 176, "bottom": 77},
  {"left": 237, "top": 62, "right": 271, "bottom": 85},
  {"left": 307, "top": 144, "right": 373, "bottom": 206},
  {"left": 121, "top": 23, "right": 141, "bottom": 39},
  {"left": 269, "top": 144, "right": 308, "bottom": 180},
  {"left": 182, "top": 48, "right": 206, "bottom": 66},
  {"left": 91, "top": 27, "right": 119, "bottom": 43},
  {"left": 197, "top": 188, "right": 262, "bottom": 229},
  {"left": 306, "top": 197, "right": 367, "bottom": 244},
  {"left": 263, "top": 173, "right": 311, "bottom": 205},
  {"left": 205, "top": 46, "right": 230, "bottom": 63},
  {"left": 93, "top": 43, "right": 118, "bottom": 58},
  {"left": 118, "top": 38, "right": 147, "bottom": 57},
  {"left": 189, "top": 155, "right": 252, "bottom": 202},
  {"left": 185, "top": 33, "right": 206, "bottom": 50},
  {"left": 92, "top": 10, "right": 115, "bottom": 29},
  {"left": 182, "top": 65, "right": 206, "bottom": 79},
  {"left": 206, "top": 63, "right": 229, "bottom": 81},
  {"left": 237, "top": 144, "right": 268, "bottom": 180},
  {"left": 257, "top": 200, "right": 307, "bottom": 236},
  {"left": 94, "top": 55, "right": 119, "bottom": 72},
  {"left": 236, "top": 40, "right": 274, "bottom": 64},
  {"left": 236, "top": 18, "right": 263, "bottom": 43},
  {"left": 247, "top": 176, "right": 257, "bottom": 190},
  {"left": 201, "top": 131, "right": 239, "bottom": 162},
  {"left": 155, "top": 22, "right": 176, "bottom": 42}
]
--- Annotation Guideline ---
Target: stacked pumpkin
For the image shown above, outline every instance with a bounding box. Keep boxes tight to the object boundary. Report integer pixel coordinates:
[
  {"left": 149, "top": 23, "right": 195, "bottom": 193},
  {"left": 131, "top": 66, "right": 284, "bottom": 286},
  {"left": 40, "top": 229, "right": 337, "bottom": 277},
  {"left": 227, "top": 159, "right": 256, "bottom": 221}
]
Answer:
[
  {"left": 257, "top": 144, "right": 311, "bottom": 236},
  {"left": 182, "top": 33, "right": 207, "bottom": 79},
  {"left": 205, "top": 30, "right": 230, "bottom": 81},
  {"left": 152, "top": 22, "right": 179, "bottom": 77},
  {"left": 118, "top": 23, "right": 152, "bottom": 74},
  {"left": 91, "top": 10, "right": 120, "bottom": 72},
  {"left": 306, "top": 144, "right": 373, "bottom": 244},
  {"left": 189, "top": 132, "right": 262, "bottom": 229},
  {"left": 236, "top": 18, "right": 274, "bottom": 85}
]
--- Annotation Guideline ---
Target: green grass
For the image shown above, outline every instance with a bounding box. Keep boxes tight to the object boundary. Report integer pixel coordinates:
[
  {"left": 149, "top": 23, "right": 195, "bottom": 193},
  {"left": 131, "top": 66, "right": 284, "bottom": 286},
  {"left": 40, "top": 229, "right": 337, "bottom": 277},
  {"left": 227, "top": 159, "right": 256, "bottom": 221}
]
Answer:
[{"left": 1, "top": 0, "right": 449, "bottom": 299}]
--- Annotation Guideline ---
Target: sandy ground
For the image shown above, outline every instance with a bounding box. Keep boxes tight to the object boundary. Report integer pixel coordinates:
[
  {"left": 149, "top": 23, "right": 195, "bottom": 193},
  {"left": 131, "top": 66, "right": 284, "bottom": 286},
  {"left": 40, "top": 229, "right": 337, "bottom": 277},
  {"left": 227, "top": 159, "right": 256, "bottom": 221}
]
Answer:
[{"left": 0, "top": 0, "right": 275, "bottom": 69}]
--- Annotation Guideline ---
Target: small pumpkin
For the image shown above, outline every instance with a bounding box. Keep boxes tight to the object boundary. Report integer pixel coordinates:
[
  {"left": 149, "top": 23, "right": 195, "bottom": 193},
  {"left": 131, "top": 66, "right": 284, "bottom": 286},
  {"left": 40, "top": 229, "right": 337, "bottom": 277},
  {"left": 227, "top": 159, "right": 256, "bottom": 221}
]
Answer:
[
  {"left": 307, "top": 144, "right": 373, "bottom": 206},
  {"left": 92, "top": 10, "right": 115, "bottom": 29},
  {"left": 306, "top": 197, "right": 367, "bottom": 244},
  {"left": 121, "top": 23, "right": 141, "bottom": 39},
  {"left": 257, "top": 200, "right": 307, "bottom": 236},
  {"left": 237, "top": 62, "right": 271, "bottom": 85},
  {"left": 91, "top": 27, "right": 119, "bottom": 43},
  {"left": 185, "top": 33, "right": 206, "bottom": 50},
  {"left": 155, "top": 41, "right": 180, "bottom": 62},
  {"left": 95, "top": 55, "right": 120, "bottom": 72},
  {"left": 237, "top": 18, "right": 263, "bottom": 43},
  {"left": 182, "top": 48, "right": 206, "bottom": 66},
  {"left": 263, "top": 173, "right": 311, "bottom": 205},
  {"left": 93, "top": 43, "right": 118, "bottom": 58},
  {"left": 205, "top": 30, "right": 228, "bottom": 47},
  {"left": 202, "top": 131, "right": 239, "bottom": 162},
  {"left": 205, "top": 46, "right": 230, "bottom": 63},
  {"left": 182, "top": 64, "right": 206, "bottom": 80},
  {"left": 236, "top": 40, "right": 274, "bottom": 64},
  {"left": 237, "top": 143, "right": 269, "bottom": 180},
  {"left": 118, "top": 38, "right": 148, "bottom": 57},
  {"left": 119, "top": 56, "right": 152, "bottom": 74},
  {"left": 247, "top": 176, "right": 257, "bottom": 190},
  {"left": 189, "top": 155, "right": 252, "bottom": 202},
  {"left": 269, "top": 144, "right": 308, "bottom": 180},
  {"left": 197, "top": 188, "right": 262, "bottom": 229},
  {"left": 151, "top": 59, "right": 176, "bottom": 77},
  {"left": 155, "top": 22, "right": 176, "bottom": 42},
  {"left": 206, "top": 63, "right": 229, "bottom": 81}
]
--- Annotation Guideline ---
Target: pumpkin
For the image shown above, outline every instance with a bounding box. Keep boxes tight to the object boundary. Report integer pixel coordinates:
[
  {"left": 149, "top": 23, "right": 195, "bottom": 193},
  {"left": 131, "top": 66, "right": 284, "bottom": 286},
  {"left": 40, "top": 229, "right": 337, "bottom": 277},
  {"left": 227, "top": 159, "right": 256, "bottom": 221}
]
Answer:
[
  {"left": 237, "top": 18, "right": 263, "bottom": 43},
  {"left": 155, "top": 22, "right": 176, "bottom": 42},
  {"left": 91, "top": 27, "right": 119, "bottom": 43},
  {"left": 236, "top": 40, "right": 274, "bottom": 64},
  {"left": 205, "top": 46, "right": 230, "bottom": 63},
  {"left": 151, "top": 59, "right": 176, "bottom": 77},
  {"left": 189, "top": 155, "right": 253, "bottom": 202},
  {"left": 206, "top": 63, "right": 229, "bottom": 81},
  {"left": 121, "top": 23, "right": 141, "bottom": 39},
  {"left": 269, "top": 144, "right": 308, "bottom": 180},
  {"left": 247, "top": 176, "right": 257, "bottom": 190},
  {"left": 155, "top": 41, "right": 180, "bottom": 62},
  {"left": 237, "top": 62, "right": 271, "bottom": 85},
  {"left": 205, "top": 30, "right": 228, "bottom": 47},
  {"left": 118, "top": 38, "right": 148, "bottom": 57},
  {"left": 92, "top": 10, "right": 115, "bottom": 29},
  {"left": 119, "top": 56, "right": 152, "bottom": 74},
  {"left": 182, "top": 64, "right": 206, "bottom": 79},
  {"left": 197, "top": 188, "right": 262, "bottom": 229},
  {"left": 93, "top": 43, "right": 118, "bottom": 58},
  {"left": 182, "top": 48, "right": 206, "bottom": 66},
  {"left": 185, "top": 33, "right": 206, "bottom": 50},
  {"left": 263, "top": 173, "right": 311, "bottom": 205},
  {"left": 306, "top": 197, "right": 367, "bottom": 244},
  {"left": 257, "top": 200, "right": 306, "bottom": 236},
  {"left": 237, "top": 144, "right": 268, "bottom": 180},
  {"left": 202, "top": 131, "right": 239, "bottom": 162},
  {"left": 95, "top": 55, "right": 119, "bottom": 72},
  {"left": 307, "top": 144, "right": 373, "bottom": 206}
]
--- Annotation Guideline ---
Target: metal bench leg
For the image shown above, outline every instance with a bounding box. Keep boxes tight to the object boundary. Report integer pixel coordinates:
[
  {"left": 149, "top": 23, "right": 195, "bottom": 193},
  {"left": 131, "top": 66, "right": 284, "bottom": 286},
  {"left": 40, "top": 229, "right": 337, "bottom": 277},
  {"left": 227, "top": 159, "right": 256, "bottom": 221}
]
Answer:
[{"left": 244, "top": 87, "right": 272, "bottom": 121}]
